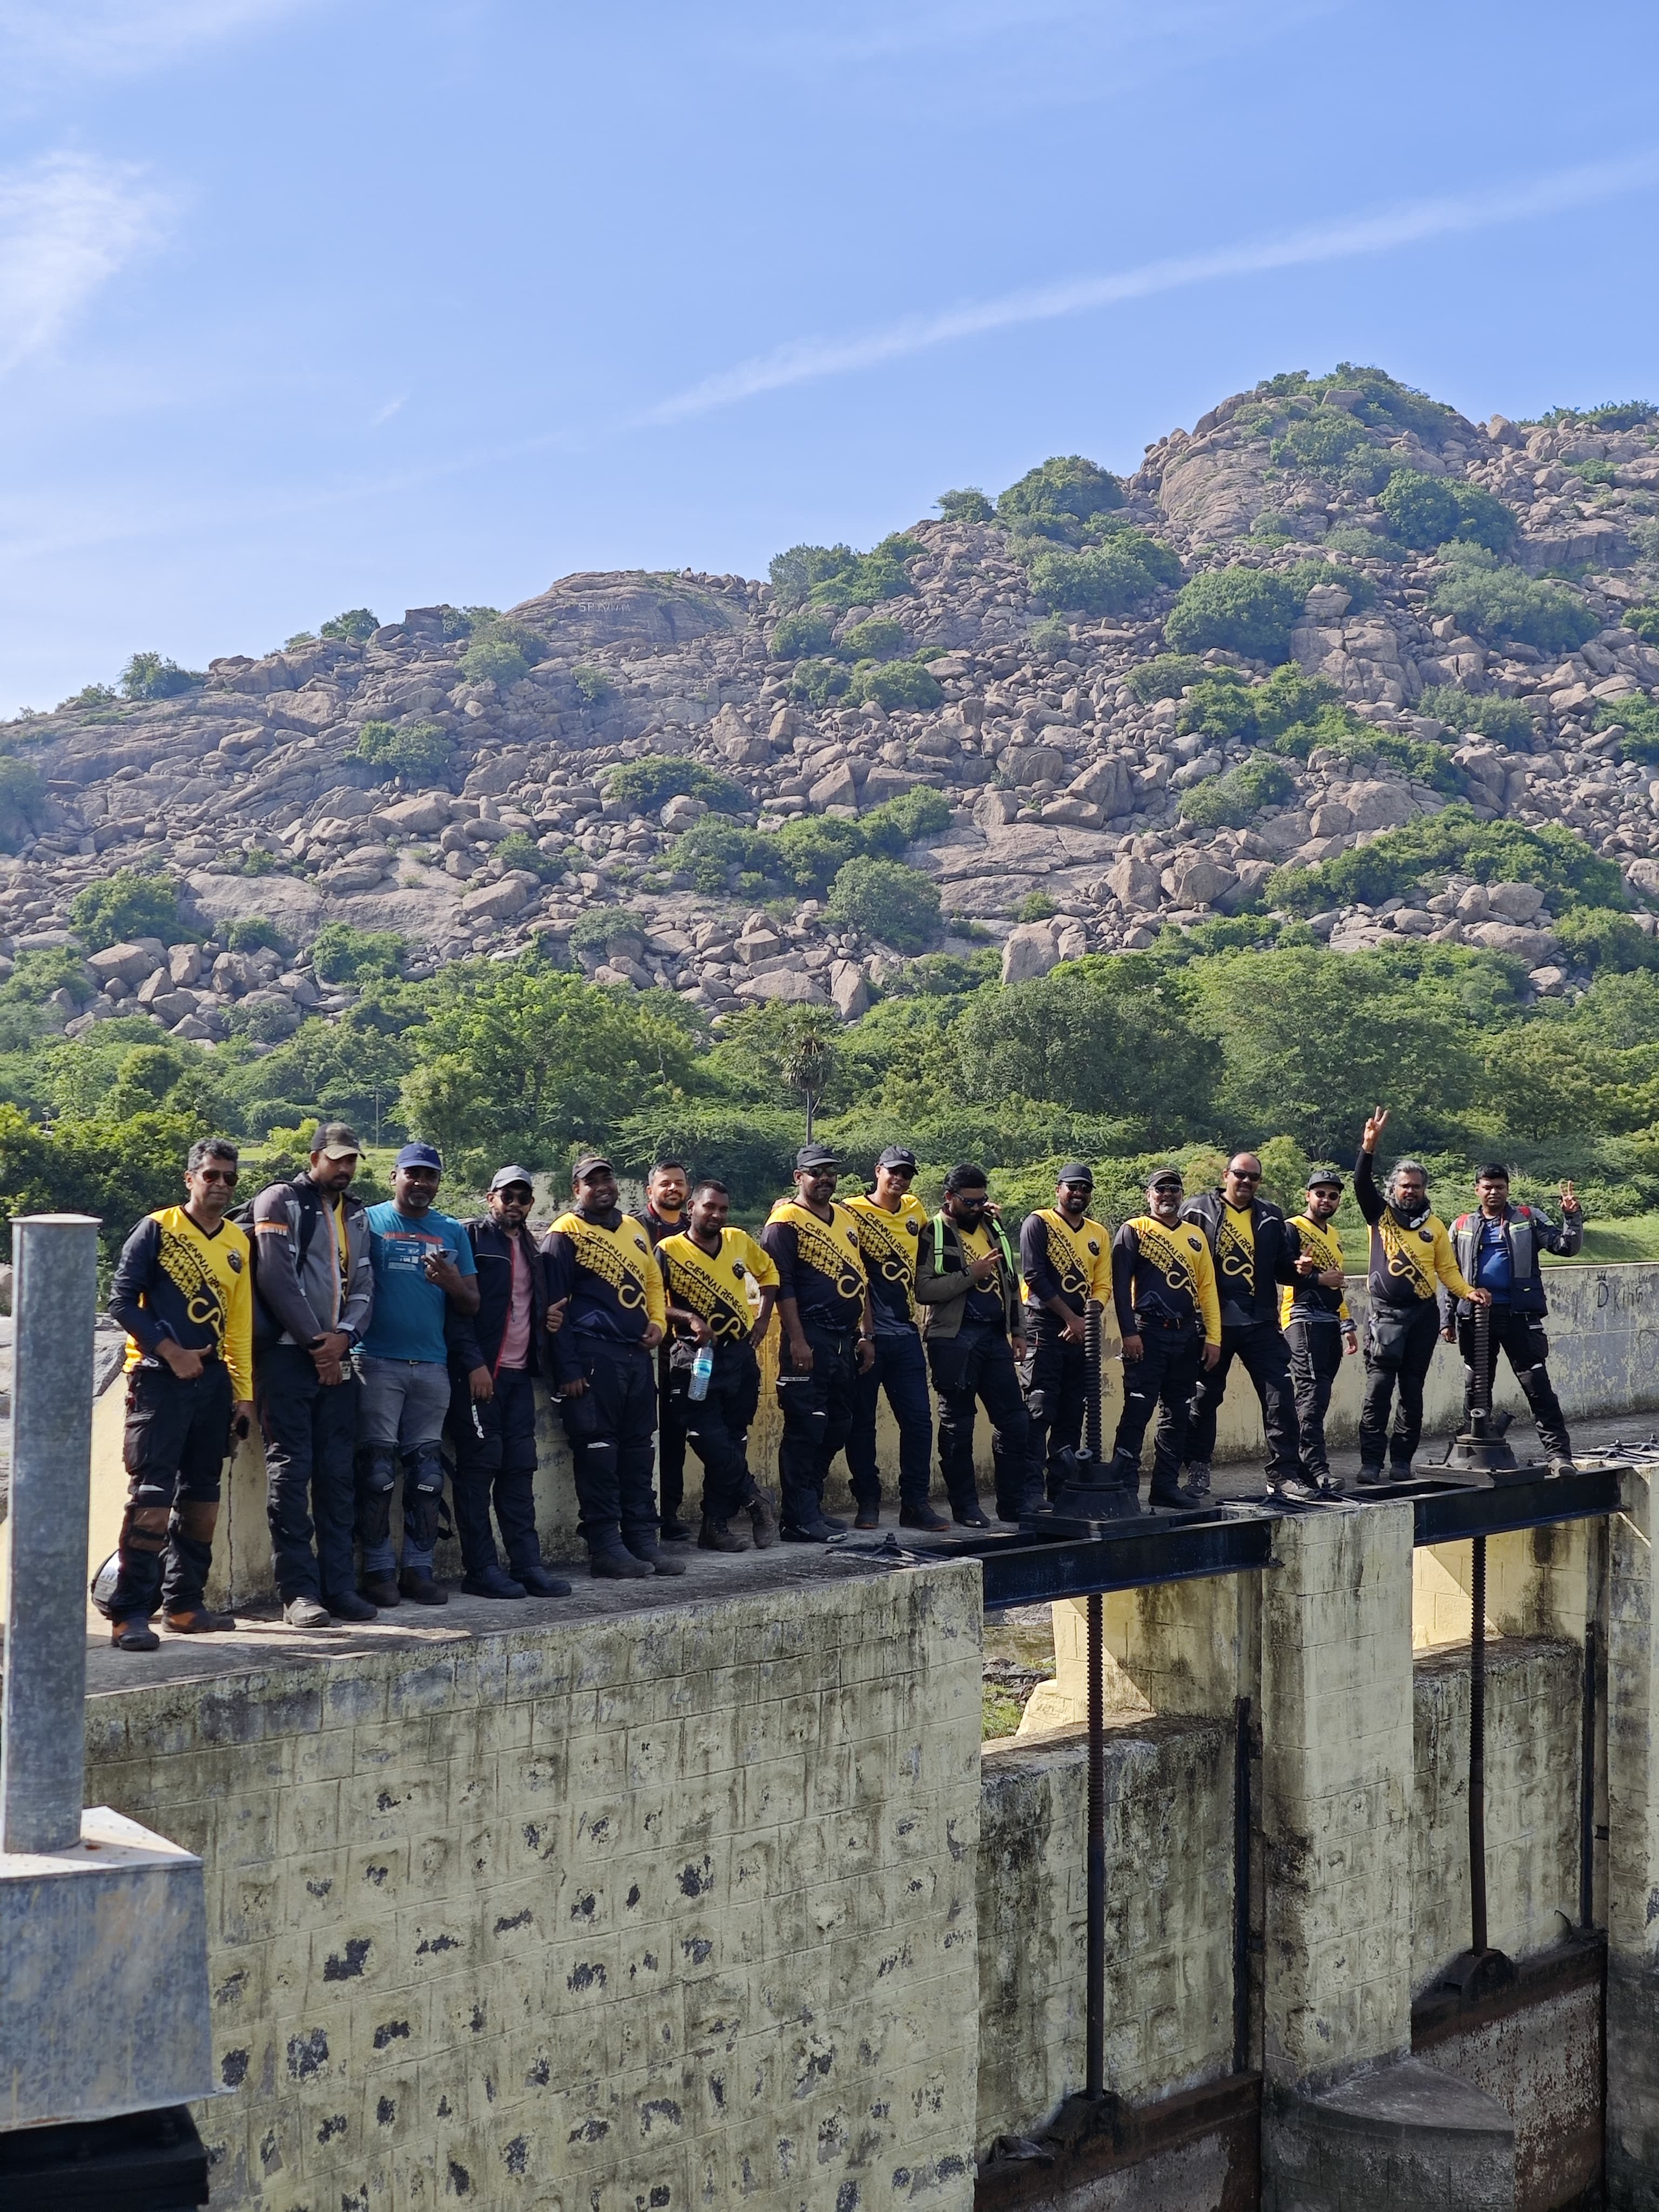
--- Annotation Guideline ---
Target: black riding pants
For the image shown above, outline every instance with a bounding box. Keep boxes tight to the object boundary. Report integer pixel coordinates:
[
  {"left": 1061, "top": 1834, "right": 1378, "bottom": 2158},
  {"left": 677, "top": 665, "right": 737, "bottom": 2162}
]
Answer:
[
  {"left": 1022, "top": 1312, "right": 1089, "bottom": 1499},
  {"left": 557, "top": 1336, "right": 658, "bottom": 1554},
  {"left": 680, "top": 1342, "right": 763, "bottom": 1523},
  {"left": 1186, "top": 1322, "right": 1299, "bottom": 1483},
  {"left": 928, "top": 1323, "right": 1030, "bottom": 1519},
  {"left": 447, "top": 1364, "right": 541, "bottom": 1575},
  {"left": 847, "top": 1327, "right": 934, "bottom": 1510},
  {"left": 1286, "top": 1317, "right": 1344, "bottom": 1481},
  {"left": 1113, "top": 1325, "right": 1203, "bottom": 1489},
  {"left": 110, "top": 1358, "right": 231, "bottom": 1621},
  {"left": 777, "top": 1325, "right": 859, "bottom": 1532},
  {"left": 1359, "top": 1299, "right": 1441, "bottom": 1472},
  {"left": 1458, "top": 1308, "right": 1571, "bottom": 1459},
  {"left": 258, "top": 1343, "right": 359, "bottom": 1604}
]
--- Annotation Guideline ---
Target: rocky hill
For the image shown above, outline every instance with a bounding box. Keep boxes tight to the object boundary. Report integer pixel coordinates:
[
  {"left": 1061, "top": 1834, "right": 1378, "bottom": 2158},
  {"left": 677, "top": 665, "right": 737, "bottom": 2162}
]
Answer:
[{"left": 9, "top": 365, "right": 1659, "bottom": 1043}]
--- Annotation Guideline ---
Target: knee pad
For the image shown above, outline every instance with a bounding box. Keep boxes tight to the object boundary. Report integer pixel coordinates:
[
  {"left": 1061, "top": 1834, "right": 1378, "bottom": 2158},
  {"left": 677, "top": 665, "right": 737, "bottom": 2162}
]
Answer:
[
  {"left": 1024, "top": 1387, "right": 1048, "bottom": 1425},
  {"left": 358, "top": 1445, "right": 397, "bottom": 1496},
  {"left": 123, "top": 1503, "right": 172, "bottom": 1553},
  {"left": 175, "top": 1499, "right": 219, "bottom": 1547},
  {"left": 404, "top": 1441, "right": 446, "bottom": 1496}
]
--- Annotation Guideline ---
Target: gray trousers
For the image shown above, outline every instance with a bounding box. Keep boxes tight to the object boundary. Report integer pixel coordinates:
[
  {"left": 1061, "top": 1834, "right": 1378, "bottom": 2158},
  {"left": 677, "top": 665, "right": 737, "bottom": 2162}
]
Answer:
[{"left": 357, "top": 1356, "right": 452, "bottom": 1574}]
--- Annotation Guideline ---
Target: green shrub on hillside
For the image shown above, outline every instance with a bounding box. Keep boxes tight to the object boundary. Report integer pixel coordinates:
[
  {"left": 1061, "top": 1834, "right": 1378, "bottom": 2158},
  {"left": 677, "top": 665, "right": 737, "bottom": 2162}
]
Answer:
[
  {"left": 225, "top": 916, "right": 286, "bottom": 954},
  {"left": 813, "top": 536, "right": 921, "bottom": 611},
  {"left": 1176, "top": 673, "right": 1258, "bottom": 744},
  {"left": 839, "top": 616, "right": 908, "bottom": 662},
  {"left": 1268, "top": 804, "right": 1625, "bottom": 914},
  {"left": 1026, "top": 532, "right": 1181, "bottom": 616},
  {"left": 119, "top": 651, "right": 203, "bottom": 701},
  {"left": 1429, "top": 545, "right": 1596, "bottom": 655},
  {"left": 770, "top": 609, "right": 837, "bottom": 658},
  {"left": 309, "top": 923, "right": 407, "bottom": 983},
  {"left": 603, "top": 757, "right": 746, "bottom": 813},
  {"left": 353, "top": 718, "right": 452, "bottom": 781},
  {"left": 571, "top": 664, "right": 613, "bottom": 705},
  {"left": 1126, "top": 655, "right": 1212, "bottom": 703},
  {"left": 788, "top": 657, "right": 853, "bottom": 707},
  {"left": 1377, "top": 468, "right": 1514, "bottom": 552},
  {"left": 494, "top": 833, "right": 564, "bottom": 882},
  {"left": 996, "top": 455, "right": 1124, "bottom": 526},
  {"left": 1599, "top": 694, "right": 1659, "bottom": 765},
  {"left": 1178, "top": 755, "right": 1294, "bottom": 830},
  {"left": 825, "top": 858, "right": 941, "bottom": 951},
  {"left": 1537, "top": 401, "right": 1656, "bottom": 431},
  {"left": 70, "top": 867, "right": 180, "bottom": 951},
  {"left": 1165, "top": 568, "right": 1305, "bottom": 662},
  {"left": 1622, "top": 605, "right": 1659, "bottom": 645},
  {"left": 320, "top": 608, "right": 379, "bottom": 642},
  {"left": 457, "top": 635, "right": 529, "bottom": 687},
  {"left": 936, "top": 488, "right": 994, "bottom": 522},
  {"left": 1416, "top": 686, "right": 1537, "bottom": 747},
  {"left": 1270, "top": 407, "right": 1368, "bottom": 474},
  {"left": 861, "top": 787, "right": 951, "bottom": 851},
  {"left": 769, "top": 543, "right": 858, "bottom": 610},
  {"left": 845, "top": 658, "right": 942, "bottom": 711}
]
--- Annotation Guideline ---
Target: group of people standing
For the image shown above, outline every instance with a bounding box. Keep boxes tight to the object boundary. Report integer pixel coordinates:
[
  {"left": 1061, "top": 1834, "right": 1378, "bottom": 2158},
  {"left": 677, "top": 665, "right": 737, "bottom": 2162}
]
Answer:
[{"left": 98, "top": 1108, "right": 1584, "bottom": 1650}]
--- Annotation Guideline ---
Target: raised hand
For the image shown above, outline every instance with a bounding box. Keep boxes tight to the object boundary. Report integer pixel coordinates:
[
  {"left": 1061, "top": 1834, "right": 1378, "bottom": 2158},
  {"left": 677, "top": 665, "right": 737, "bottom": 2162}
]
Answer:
[
  {"left": 1559, "top": 1179, "right": 1580, "bottom": 1216},
  {"left": 1362, "top": 1107, "right": 1390, "bottom": 1152}
]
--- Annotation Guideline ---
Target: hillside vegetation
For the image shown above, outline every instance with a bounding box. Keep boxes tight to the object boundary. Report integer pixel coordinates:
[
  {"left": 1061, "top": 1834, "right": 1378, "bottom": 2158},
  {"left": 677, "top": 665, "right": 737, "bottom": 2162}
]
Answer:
[{"left": 7, "top": 366, "right": 1659, "bottom": 1242}]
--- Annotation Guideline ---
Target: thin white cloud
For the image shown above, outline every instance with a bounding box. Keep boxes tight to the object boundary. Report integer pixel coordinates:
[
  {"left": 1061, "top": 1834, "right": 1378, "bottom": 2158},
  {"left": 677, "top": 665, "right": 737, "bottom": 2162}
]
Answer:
[
  {"left": 0, "top": 1, "right": 323, "bottom": 77},
  {"left": 369, "top": 393, "right": 407, "bottom": 428},
  {"left": 0, "top": 153, "right": 171, "bottom": 377},
  {"left": 646, "top": 151, "right": 1659, "bottom": 425}
]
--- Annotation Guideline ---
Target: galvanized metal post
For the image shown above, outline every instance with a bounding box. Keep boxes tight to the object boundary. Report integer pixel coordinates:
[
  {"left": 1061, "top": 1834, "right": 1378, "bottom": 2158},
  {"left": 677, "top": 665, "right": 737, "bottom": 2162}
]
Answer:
[
  {"left": 1, "top": 1213, "right": 100, "bottom": 1856},
  {"left": 1085, "top": 1589, "right": 1105, "bottom": 2098},
  {"left": 1083, "top": 1303, "right": 1102, "bottom": 1465},
  {"left": 1469, "top": 1533, "right": 1489, "bottom": 1956}
]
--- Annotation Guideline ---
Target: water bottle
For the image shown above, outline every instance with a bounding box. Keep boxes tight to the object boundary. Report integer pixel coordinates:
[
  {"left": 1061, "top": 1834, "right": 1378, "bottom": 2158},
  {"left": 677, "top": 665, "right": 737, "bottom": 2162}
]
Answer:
[{"left": 689, "top": 1343, "right": 714, "bottom": 1402}]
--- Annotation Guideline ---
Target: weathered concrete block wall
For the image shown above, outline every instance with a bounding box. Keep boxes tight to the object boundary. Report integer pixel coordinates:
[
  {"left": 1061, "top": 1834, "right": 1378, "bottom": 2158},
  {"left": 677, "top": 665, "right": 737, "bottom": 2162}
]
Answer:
[
  {"left": 77, "top": 1563, "right": 984, "bottom": 2212},
  {"left": 975, "top": 1716, "right": 1234, "bottom": 2150},
  {"left": 1410, "top": 1638, "right": 1582, "bottom": 1988}
]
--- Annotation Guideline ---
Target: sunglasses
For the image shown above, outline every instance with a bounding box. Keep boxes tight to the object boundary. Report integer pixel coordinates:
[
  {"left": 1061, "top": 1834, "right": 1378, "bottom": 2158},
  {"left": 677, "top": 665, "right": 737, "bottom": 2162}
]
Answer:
[
  {"left": 1231, "top": 1171, "right": 1262, "bottom": 1183},
  {"left": 195, "top": 1168, "right": 239, "bottom": 1186}
]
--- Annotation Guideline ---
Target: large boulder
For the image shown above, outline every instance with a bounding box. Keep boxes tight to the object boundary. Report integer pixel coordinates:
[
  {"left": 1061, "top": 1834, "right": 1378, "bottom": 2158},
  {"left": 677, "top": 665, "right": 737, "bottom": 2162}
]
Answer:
[
  {"left": 1105, "top": 856, "right": 1161, "bottom": 913},
  {"left": 460, "top": 878, "right": 530, "bottom": 924},
  {"left": 1485, "top": 880, "right": 1545, "bottom": 922},
  {"left": 86, "top": 941, "right": 163, "bottom": 990},
  {"left": 1172, "top": 857, "right": 1238, "bottom": 909},
  {"left": 736, "top": 967, "right": 827, "bottom": 1005},
  {"left": 1001, "top": 921, "right": 1061, "bottom": 985}
]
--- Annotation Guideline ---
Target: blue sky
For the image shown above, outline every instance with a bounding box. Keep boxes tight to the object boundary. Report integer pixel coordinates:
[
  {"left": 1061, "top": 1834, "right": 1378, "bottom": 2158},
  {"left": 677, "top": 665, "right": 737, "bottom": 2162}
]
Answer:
[{"left": 3, "top": 0, "right": 1658, "bottom": 714}]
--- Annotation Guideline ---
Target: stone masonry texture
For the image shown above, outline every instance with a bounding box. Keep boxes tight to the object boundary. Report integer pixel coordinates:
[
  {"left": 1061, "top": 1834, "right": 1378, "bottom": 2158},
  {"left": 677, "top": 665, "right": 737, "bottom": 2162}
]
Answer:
[{"left": 75, "top": 1560, "right": 984, "bottom": 2212}]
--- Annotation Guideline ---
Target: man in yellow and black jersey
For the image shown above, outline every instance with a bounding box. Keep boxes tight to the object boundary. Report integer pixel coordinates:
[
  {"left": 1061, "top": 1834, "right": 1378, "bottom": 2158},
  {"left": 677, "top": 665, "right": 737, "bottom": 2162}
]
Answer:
[
  {"left": 843, "top": 1145, "right": 945, "bottom": 1534},
  {"left": 1108, "top": 1168, "right": 1220, "bottom": 1506},
  {"left": 1019, "top": 1163, "right": 1113, "bottom": 1508},
  {"left": 914, "top": 1164, "right": 1030, "bottom": 1525},
  {"left": 1180, "top": 1152, "right": 1310, "bottom": 1500},
  {"left": 542, "top": 1153, "right": 674, "bottom": 1578},
  {"left": 1282, "top": 1167, "right": 1359, "bottom": 1494},
  {"left": 761, "top": 1143, "right": 875, "bottom": 1542},
  {"left": 632, "top": 1160, "right": 693, "bottom": 1542},
  {"left": 104, "top": 1137, "right": 255, "bottom": 1651},
  {"left": 658, "top": 1178, "right": 781, "bottom": 1553},
  {"left": 1354, "top": 1109, "right": 1484, "bottom": 1483}
]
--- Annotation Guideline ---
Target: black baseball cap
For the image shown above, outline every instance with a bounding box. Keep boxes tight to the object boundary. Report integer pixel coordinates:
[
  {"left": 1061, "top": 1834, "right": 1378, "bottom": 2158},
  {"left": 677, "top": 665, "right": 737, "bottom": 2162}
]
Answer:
[
  {"left": 313, "top": 1121, "right": 361, "bottom": 1160},
  {"left": 1147, "top": 1165, "right": 1184, "bottom": 1190},
  {"left": 795, "top": 1143, "right": 839, "bottom": 1171},
  {"left": 571, "top": 1152, "right": 613, "bottom": 1181},
  {"left": 1056, "top": 1161, "right": 1094, "bottom": 1188},
  {"left": 1306, "top": 1165, "right": 1345, "bottom": 1191},
  {"left": 490, "top": 1165, "right": 536, "bottom": 1194},
  {"left": 877, "top": 1145, "right": 918, "bottom": 1171}
]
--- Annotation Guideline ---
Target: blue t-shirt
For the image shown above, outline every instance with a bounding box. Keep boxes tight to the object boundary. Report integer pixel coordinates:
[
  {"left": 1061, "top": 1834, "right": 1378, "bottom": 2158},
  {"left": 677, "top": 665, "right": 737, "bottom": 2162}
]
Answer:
[
  {"left": 359, "top": 1203, "right": 476, "bottom": 1364},
  {"left": 1474, "top": 1215, "right": 1513, "bottom": 1301}
]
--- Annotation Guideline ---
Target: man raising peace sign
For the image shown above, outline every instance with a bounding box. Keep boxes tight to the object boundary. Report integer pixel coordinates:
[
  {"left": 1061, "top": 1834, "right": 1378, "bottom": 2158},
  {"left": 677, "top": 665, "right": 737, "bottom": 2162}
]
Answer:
[{"left": 1444, "top": 1159, "right": 1584, "bottom": 1473}]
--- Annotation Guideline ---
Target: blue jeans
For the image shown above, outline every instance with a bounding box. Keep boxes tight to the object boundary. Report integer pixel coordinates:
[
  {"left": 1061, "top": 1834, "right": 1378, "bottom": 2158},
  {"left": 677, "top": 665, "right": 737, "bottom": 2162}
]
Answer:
[
  {"left": 356, "top": 1356, "right": 453, "bottom": 1574},
  {"left": 848, "top": 1327, "right": 934, "bottom": 1509}
]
